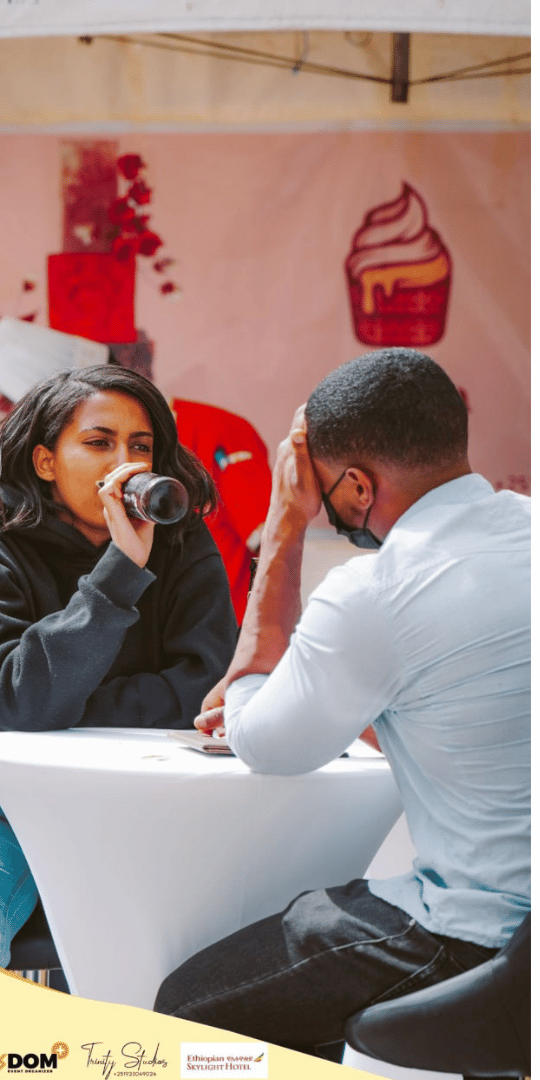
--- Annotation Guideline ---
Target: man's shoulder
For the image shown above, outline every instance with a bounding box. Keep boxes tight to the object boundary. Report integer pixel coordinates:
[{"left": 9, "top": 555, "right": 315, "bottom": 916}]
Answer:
[
  {"left": 394, "top": 478, "right": 530, "bottom": 552},
  {"left": 312, "top": 552, "right": 384, "bottom": 609},
  {"left": 491, "top": 488, "right": 531, "bottom": 517}
]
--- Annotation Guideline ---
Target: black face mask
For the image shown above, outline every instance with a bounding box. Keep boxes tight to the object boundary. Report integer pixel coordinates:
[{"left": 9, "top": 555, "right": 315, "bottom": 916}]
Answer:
[{"left": 321, "top": 472, "right": 382, "bottom": 551}]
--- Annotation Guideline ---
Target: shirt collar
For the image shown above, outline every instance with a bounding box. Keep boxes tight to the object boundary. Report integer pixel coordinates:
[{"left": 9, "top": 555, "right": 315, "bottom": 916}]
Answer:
[{"left": 395, "top": 473, "right": 494, "bottom": 530}]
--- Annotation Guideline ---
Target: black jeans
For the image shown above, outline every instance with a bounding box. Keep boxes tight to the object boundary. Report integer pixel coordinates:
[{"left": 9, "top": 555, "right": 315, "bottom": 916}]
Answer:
[{"left": 155, "top": 879, "right": 497, "bottom": 1061}]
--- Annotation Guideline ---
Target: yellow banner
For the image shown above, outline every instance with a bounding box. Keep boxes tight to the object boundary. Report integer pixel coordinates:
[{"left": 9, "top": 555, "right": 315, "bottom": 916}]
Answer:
[{"left": 0, "top": 970, "right": 382, "bottom": 1080}]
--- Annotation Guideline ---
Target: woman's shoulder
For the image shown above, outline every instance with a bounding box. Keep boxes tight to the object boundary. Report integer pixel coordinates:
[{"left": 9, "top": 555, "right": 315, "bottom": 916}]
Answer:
[
  {"left": 0, "top": 531, "right": 40, "bottom": 610},
  {"left": 182, "top": 517, "right": 222, "bottom": 559},
  {"left": 0, "top": 529, "right": 26, "bottom": 572}
]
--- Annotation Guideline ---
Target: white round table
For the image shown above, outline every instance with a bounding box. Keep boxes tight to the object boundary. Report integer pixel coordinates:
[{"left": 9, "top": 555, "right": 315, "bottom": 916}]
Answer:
[{"left": 0, "top": 727, "right": 402, "bottom": 1009}]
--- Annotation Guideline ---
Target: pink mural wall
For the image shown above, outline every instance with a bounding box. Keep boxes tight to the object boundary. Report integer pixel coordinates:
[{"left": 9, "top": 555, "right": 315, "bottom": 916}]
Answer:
[{"left": 0, "top": 131, "right": 530, "bottom": 497}]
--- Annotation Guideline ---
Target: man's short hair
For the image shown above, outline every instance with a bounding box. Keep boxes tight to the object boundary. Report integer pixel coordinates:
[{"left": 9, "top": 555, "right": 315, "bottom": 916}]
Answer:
[{"left": 305, "top": 348, "right": 468, "bottom": 469}]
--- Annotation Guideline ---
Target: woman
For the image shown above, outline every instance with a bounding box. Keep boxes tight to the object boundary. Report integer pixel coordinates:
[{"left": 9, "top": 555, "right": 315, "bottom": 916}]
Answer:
[{"left": 0, "top": 365, "right": 237, "bottom": 967}]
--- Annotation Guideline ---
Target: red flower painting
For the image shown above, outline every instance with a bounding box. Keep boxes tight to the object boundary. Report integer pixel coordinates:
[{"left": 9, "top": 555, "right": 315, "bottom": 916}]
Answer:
[
  {"left": 131, "top": 215, "right": 151, "bottom": 234},
  {"left": 117, "top": 154, "right": 145, "bottom": 180},
  {"left": 112, "top": 236, "right": 138, "bottom": 261},
  {"left": 102, "top": 153, "right": 180, "bottom": 298},
  {"left": 107, "top": 197, "right": 136, "bottom": 226},
  {"left": 128, "top": 180, "right": 152, "bottom": 206},
  {"left": 138, "top": 231, "right": 163, "bottom": 257},
  {"left": 46, "top": 145, "right": 180, "bottom": 352}
]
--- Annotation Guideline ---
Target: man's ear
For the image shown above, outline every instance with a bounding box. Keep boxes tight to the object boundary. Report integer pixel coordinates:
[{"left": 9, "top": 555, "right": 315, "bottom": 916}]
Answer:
[
  {"left": 32, "top": 445, "right": 55, "bottom": 483},
  {"left": 346, "top": 467, "right": 373, "bottom": 509}
]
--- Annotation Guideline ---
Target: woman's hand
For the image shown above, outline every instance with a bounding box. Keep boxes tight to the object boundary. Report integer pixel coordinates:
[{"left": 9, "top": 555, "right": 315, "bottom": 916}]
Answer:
[{"left": 97, "top": 462, "right": 155, "bottom": 568}]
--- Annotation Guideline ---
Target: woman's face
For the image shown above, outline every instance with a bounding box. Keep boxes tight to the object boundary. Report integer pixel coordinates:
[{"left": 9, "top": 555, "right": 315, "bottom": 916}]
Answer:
[{"left": 32, "top": 390, "right": 154, "bottom": 545}]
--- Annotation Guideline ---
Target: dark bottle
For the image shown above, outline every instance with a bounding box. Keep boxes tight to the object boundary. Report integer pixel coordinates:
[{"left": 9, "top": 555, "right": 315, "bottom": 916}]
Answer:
[{"left": 122, "top": 473, "right": 189, "bottom": 525}]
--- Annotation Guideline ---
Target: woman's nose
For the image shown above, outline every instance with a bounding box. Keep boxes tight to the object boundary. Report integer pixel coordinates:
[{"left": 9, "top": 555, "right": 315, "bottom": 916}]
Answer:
[{"left": 112, "top": 443, "right": 132, "bottom": 466}]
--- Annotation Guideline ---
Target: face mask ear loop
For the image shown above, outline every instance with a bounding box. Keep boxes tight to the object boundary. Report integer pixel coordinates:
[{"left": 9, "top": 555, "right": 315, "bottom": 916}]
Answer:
[
  {"left": 362, "top": 503, "right": 374, "bottom": 532},
  {"left": 325, "top": 470, "right": 347, "bottom": 500}
]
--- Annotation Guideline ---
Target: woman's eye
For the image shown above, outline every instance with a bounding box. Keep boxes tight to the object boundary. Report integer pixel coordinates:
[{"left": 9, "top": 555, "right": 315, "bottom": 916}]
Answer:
[
  {"left": 86, "top": 439, "right": 110, "bottom": 448},
  {"left": 132, "top": 443, "right": 153, "bottom": 454}
]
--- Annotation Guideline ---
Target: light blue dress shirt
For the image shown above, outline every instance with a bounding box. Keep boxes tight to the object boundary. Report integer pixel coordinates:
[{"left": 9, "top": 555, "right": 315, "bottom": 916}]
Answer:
[{"left": 225, "top": 475, "right": 530, "bottom": 948}]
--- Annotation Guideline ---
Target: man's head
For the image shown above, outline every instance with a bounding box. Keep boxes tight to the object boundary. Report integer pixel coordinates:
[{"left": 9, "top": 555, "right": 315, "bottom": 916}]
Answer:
[
  {"left": 306, "top": 348, "right": 468, "bottom": 470},
  {"left": 305, "top": 348, "right": 470, "bottom": 545}
]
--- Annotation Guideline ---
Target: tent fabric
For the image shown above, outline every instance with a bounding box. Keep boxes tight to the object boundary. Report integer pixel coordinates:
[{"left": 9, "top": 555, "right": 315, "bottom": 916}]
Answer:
[
  {"left": 0, "top": 0, "right": 530, "bottom": 40},
  {"left": 0, "top": 32, "right": 530, "bottom": 131}
]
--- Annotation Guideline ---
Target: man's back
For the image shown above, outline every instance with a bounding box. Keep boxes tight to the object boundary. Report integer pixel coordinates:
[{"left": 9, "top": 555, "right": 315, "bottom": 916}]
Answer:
[{"left": 362, "top": 475, "right": 530, "bottom": 947}]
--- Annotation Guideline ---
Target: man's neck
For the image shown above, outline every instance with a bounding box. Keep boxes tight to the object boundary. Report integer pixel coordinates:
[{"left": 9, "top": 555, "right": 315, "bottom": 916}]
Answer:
[{"left": 370, "top": 459, "right": 472, "bottom": 541}]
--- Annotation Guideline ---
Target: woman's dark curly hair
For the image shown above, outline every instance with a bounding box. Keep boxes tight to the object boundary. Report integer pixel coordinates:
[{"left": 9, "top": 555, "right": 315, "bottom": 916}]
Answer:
[{"left": 0, "top": 365, "right": 217, "bottom": 536}]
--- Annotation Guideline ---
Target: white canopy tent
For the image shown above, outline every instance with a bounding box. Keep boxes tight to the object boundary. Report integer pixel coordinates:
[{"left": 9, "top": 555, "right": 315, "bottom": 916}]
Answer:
[
  {"left": 0, "top": 30, "right": 530, "bottom": 131},
  {"left": 0, "top": 2, "right": 529, "bottom": 517},
  {"left": 0, "top": 0, "right": 530, "bottom": 39}
]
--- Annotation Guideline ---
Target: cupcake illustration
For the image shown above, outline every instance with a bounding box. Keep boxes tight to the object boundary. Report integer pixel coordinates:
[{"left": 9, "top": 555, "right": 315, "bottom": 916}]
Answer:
[{"left": 345, "top": 183, "right": 452, "bottom": 347}]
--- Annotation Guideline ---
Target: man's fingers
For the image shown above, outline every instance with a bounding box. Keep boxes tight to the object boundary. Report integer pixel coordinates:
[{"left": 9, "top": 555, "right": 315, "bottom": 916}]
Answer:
[
  {"left": 194, "top": 705, "right": 225, "bottom": 733},
  {"left": 290, "top": 404, "right": 307, "bottom": 433},
  {"left": 200, "top": 679, "right": 227, "bottom": 713}
]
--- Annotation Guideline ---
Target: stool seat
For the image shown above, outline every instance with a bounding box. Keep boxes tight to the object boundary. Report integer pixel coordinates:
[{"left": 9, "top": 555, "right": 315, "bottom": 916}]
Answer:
[
  {"left": 7, "top": 899, "right": 61, "bottom": 972},
  {"left": 345, "top": 913, "right": 530, "bottom": 1078}
]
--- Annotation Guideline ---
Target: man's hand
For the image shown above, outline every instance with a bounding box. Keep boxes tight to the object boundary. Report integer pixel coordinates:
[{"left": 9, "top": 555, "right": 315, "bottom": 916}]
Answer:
[
  {"left": 267, "top": 405, "right": 321, "bottom": 531},
  {"left": 200, "top": 677, "right": 227, "bottom": 714},
  {"left": 199, "top": 404, "right": 322, "bottom": 698},
  {"left": 194, "top": 707, "right": 226, "bottom": 737},
  {"left": 194, "top": 678, "right": 227, "bottom": 737}
]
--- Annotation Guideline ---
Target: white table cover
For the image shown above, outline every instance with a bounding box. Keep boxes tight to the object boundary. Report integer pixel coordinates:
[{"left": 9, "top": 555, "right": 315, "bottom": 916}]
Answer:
[{"left": 0, "top": 727, "right": 401, "bottom": 1009}]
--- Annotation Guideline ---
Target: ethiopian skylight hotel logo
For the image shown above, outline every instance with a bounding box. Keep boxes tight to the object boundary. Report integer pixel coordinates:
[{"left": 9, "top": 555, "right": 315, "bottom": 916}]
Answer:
[
  {"left": 0, "top": 1042, "right": 69, "bottom": 1073},
  {"left": 180, "top": 1044, "right": 267, "bottom": 1079}
]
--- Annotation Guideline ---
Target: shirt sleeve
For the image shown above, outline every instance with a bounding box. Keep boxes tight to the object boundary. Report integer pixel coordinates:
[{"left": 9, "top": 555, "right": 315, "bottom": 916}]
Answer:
[
  {"left": 224, "top": 561, "right": 400, "bottom": 774},
  {"left": 0, "top": 543, "right": 154, "bottom": 732}
]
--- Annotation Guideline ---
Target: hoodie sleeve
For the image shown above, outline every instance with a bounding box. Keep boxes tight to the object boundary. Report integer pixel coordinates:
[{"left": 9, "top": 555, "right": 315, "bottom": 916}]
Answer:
[
  {"left": 0, "top": 543, "right": 154, "bottom": 732},
  {"left": 77, "top": 530, "right": 237, "bottom": 730}
]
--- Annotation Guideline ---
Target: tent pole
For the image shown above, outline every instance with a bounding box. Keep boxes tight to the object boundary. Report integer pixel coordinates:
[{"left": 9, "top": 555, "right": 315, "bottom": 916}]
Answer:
[{"left": 391, "top": 33, "right": 410, "bottom": 102}]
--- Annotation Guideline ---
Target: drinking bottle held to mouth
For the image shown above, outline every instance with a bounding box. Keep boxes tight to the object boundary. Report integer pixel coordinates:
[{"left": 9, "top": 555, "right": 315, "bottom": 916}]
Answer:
[{"left": 122, "top": 473, "right": 189, "bottom": 524}]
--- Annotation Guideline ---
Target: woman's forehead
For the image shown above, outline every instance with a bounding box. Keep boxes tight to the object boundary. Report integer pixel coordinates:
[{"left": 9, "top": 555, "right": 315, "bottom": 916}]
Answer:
[{"left": 67, "top": 391, "right": 153, "bottom": 433}]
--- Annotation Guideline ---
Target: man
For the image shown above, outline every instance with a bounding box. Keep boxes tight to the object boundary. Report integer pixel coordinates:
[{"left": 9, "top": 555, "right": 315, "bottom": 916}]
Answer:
[{"left": 155, "top": 349, "right": 530, "bottom": 1063}]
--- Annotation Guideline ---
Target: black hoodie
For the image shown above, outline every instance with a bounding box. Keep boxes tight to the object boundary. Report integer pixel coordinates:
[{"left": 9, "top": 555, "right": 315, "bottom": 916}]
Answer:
[{"left": 0, "top": 488, "right": 237, "bottom": 732}]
